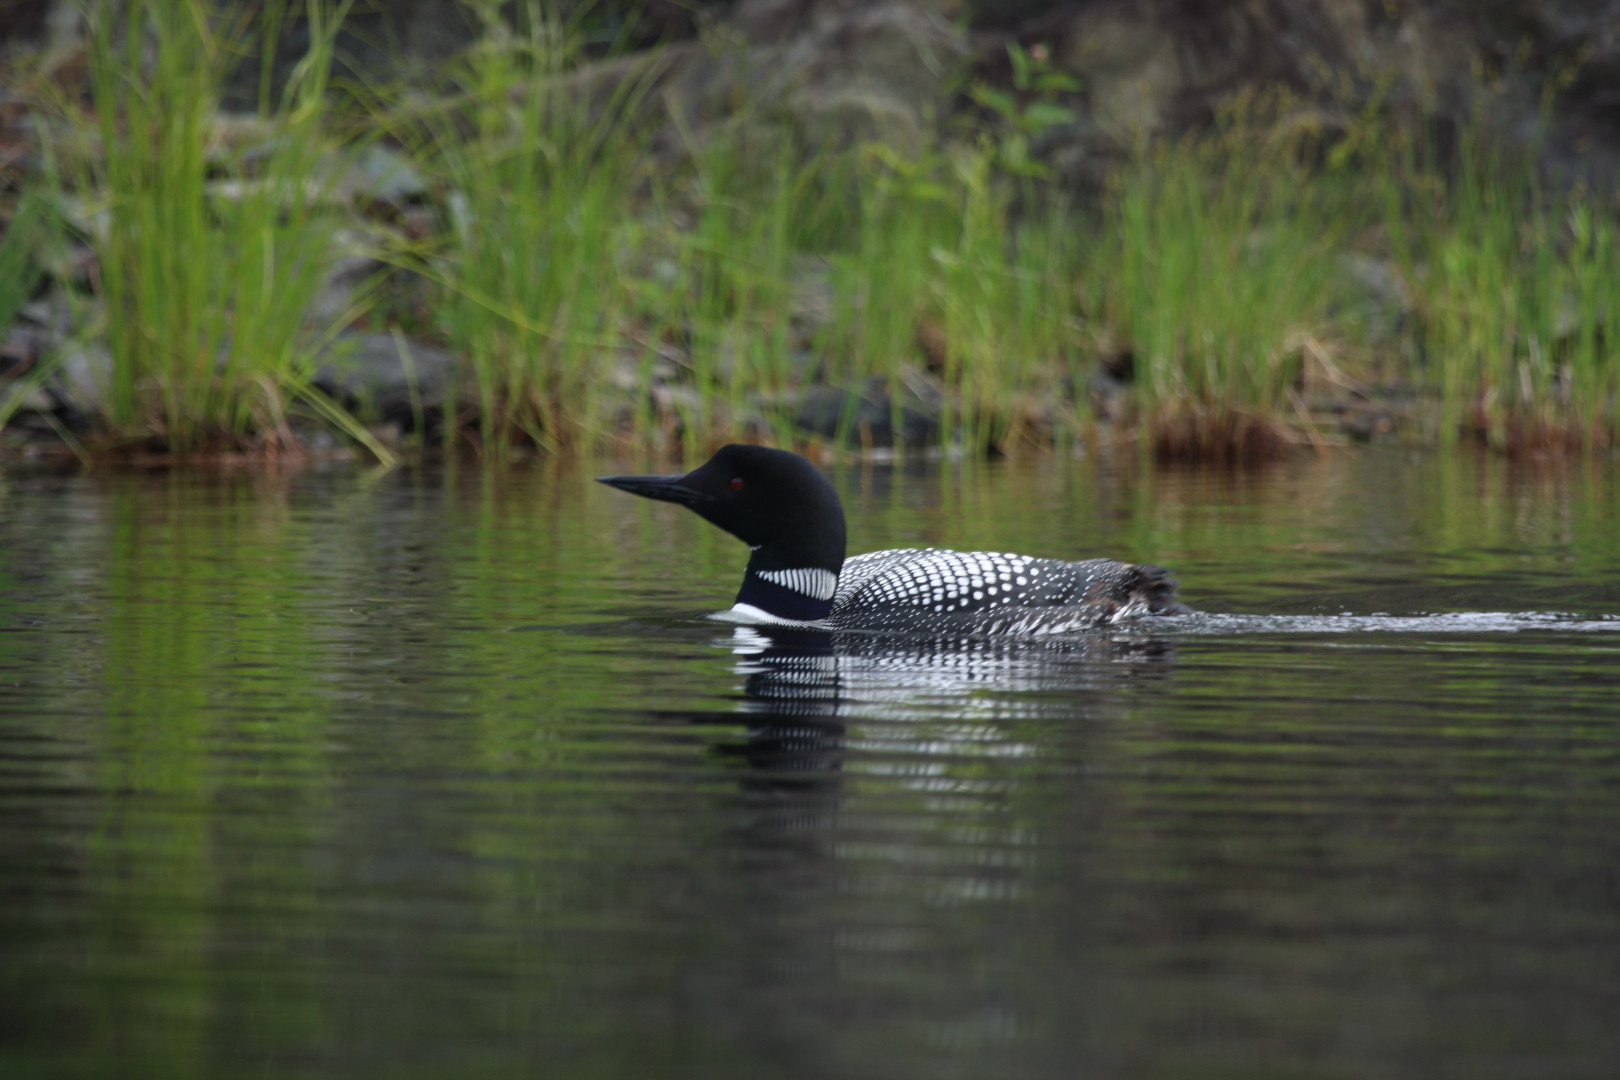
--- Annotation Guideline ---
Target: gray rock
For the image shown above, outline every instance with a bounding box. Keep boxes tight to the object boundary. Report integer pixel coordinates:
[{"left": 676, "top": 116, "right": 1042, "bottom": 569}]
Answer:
[
  {"left": 307, "top": 252, "right": 382, "bottom": 330},
  {"left": 1007, "top": 0, "right": 1620, "bottom": 196},
  {"left": 795, "top": 375, "right": 942, "bottom": 447},
  {"left": 0, "top": 379, "right": 55, "bottom": 417},
  {"left": 788, "top": 255, "right": 835, "bottom": 340},
  {"left": 764, "top": 2, "right": 968, "bottom": 152},
  {"left": 1058, "top": 6, "right": 1181, "bottom": 138},
  {"left": 52, "top": 340, "right": 113, "bottom": 416},
  {"left": 17, "top": 291, "right": 75, "bottom": 338},
  {"left": 1335, "top": 253, "right": 1415, "bottom": 346},
  {"left": 210, "top": 142, "right": 426, "bottom": 213},
  {"left": 564, "top": 1, "right": 968, "bottom": 157},
  {"left": 332, "top": 144, "right": 431, "bottom": 208},
  {"left": 312, "top": 331, "right": 457, "bottom": 428},
  {"left": 306, "top": 227, "right": 401, "bottom": 330},
  {"left": 2, "top": 320, "right": 57, "bottom": 370}
]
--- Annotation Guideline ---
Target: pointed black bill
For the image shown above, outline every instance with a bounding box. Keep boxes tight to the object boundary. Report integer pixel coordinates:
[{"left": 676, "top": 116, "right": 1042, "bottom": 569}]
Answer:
[{"left": 596, "top": 473, "right": 712, "bottom": 509}]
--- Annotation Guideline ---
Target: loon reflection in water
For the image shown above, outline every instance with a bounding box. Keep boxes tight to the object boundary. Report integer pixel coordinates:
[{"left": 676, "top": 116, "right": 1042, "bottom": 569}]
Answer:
[
  {"left": 707, "top": 624, "right": 1177, "bottom": 783},
  {"left": 599, "top": 444, "right": 1189, "bottom": 635},
  {"left": 726, "top": 625, "right": 1177, "bottom": 721}
]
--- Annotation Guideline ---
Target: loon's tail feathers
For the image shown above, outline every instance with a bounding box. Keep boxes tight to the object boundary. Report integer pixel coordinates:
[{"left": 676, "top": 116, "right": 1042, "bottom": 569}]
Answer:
[{"left": 1135, "top": 564, "right": 1194, "bottom": 616}]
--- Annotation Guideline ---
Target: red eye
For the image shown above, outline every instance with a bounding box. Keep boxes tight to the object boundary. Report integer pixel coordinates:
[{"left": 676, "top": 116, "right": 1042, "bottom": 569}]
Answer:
[{"left": 729, "top": 477, "right": 744, "bottom": 490}]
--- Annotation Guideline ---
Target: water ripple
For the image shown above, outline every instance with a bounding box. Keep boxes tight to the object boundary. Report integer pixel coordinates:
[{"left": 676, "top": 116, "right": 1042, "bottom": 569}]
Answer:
[{"left": 1160, "top": 610, "right": 1620, "bottom": 634}]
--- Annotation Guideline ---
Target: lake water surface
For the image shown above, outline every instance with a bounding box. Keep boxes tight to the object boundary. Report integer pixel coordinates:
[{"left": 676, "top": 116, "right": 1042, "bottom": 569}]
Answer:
[{"left": 3, "top": 449, "right": 1618, "bottom": 1079}]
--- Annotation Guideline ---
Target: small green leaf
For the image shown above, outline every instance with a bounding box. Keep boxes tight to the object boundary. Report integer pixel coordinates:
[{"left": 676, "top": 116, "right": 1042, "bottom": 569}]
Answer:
[
  {"left": 1023, "top": 102, "right": 1078, "bottom": 132},
  {"left": 1036, "top": 71, "right": 1081, "bottom": 94},
  {"left": 907, "top": 182, "right": 953, "bottom": 206},
  {"left": 972, "top": 87, "right": 1018, "bottom": 121},
  {"left": 1007, "top": 42, "right": 1031, "bottom": 89}
]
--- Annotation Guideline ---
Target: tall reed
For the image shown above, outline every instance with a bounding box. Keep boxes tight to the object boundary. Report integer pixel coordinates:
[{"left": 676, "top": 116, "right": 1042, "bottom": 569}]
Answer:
[
  {"left": 0, "top": 188, "right": 48, "bottom": 335},
  {"left": 625, "top": 122, "right": 825, "bottom": 451},
  {"left": 808, "top": 143, "right": 1086, "bottom": 452},
  {"left": 817, "top": 144, "right": 950, "bottom": 444},
  {"left": 69, "top": 0, "right": 362, "bottom": 453},
  {"left": 1097, "top": 101, "right": 1350, "bottom": 456},
  {"left": 1380, "top": 122, "right": 1619, "bottom": 449},
  {"left": 409, "top": 1, "right": 652, "bottom": 454},
  {"left": 1562, "top": 202, "right": 1620, "bottom": 445},
  {"left": 0, "top": 188, "right": 56, "bottom": 429},
  {"left": 932, "top": 152, "right": 1085, "bottom": 450}
]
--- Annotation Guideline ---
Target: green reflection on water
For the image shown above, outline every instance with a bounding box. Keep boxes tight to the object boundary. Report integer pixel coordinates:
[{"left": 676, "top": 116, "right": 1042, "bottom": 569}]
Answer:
[{"left": 0, "top": 449, "right": 1615, "bottom": 1079}]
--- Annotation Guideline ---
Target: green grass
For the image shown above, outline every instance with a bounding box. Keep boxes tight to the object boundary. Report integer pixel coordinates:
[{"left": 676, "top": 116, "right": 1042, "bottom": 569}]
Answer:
[
  {"left": 1095, "top": 102, "right": 1353, "bottom": 457},
  {"left": 0, "top": 188, "right": 47, "bottom": 333},
  {"left": 1377, "top": 121, "right": 1620, "bottom": 449},
  {"left": 620, "top": 121, "right": 819, "bottom": 452},
  {"left": 0, "top": 187, "right": 55, "bottom": 427},
  {"left": 630, "top": 131, "right": 1090, "bottom": 456},
  {"left": 49, "top": 0, "right": 379, "bottom": 456},
  {"left": 397, "top": 1, "right": 649, "bottom": 455},
  {"left": 931, "top": 154, "right": 1086, "bottom": 450},
  {"left": 389, "top": 21, "right": 1097, "bottom": 460},
  {"left": 819, "top": 143, "right": 1087, "bottom": 452},
  {"left": 15, "top": 5, "right": 1620, "bottom": 460}
]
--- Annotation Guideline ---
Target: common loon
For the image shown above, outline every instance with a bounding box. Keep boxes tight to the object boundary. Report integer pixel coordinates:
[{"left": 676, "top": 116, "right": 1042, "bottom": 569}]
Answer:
[{"left": 598, "top": 444, "right": 1187, "bottom": 636}]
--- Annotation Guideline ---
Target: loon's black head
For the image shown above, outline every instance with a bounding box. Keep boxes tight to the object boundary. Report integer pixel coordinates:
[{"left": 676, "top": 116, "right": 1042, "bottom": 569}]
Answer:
[{"left": 597, "top": 444, "right": 847, "bottom": 620}]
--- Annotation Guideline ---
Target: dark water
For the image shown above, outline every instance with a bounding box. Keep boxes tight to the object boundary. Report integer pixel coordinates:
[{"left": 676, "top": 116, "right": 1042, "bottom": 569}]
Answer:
[{"left": 2, "top": 450, "right": 1618, "bottom": 1079}]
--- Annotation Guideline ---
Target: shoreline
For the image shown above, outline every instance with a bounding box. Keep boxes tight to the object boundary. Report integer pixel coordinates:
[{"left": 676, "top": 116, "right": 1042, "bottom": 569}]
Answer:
[{"left": 2, "top": 4, "right": 1616, "bottom": 464}]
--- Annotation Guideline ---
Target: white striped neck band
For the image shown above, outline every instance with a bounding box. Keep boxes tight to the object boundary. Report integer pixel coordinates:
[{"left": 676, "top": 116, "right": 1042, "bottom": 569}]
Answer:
[{"left": 753, "top": 567, "right": 838, "bottom": 601}]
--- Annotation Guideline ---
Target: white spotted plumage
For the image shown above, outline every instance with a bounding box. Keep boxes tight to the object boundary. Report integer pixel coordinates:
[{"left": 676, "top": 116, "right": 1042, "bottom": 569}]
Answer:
[{"left": 821, "top": 548, "right": 1160, "bottom": 635}]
